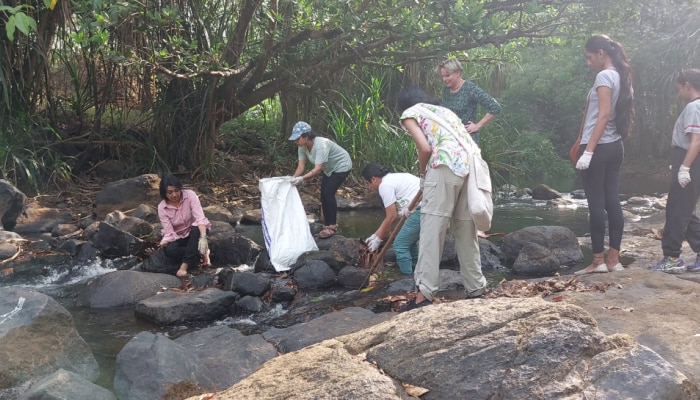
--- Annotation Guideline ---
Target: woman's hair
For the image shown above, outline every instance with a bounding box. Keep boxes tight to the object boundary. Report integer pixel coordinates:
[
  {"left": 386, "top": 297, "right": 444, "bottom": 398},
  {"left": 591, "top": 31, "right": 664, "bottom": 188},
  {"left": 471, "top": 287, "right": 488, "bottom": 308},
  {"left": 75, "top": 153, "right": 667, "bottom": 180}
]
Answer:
[
  {"left": 395, "top": 86, "right": 441, "bottom": 114},
  {"left": 585, "top": 34, "right": 635, "bottom": 139},
  {"left": 301, "top": 131, "right": 316, "bottom": 140},
  {"left": 361, "top": 163, "right": 392, "bottom": 182},
  {"left": 159, "top": 174, "right": 182, "bottom": 200},
  {"left": 677, "top": 69, "right": 700, "bottom": 91},
  {"left": 438, "top": 58, "right": 463, "bottom": 75}
]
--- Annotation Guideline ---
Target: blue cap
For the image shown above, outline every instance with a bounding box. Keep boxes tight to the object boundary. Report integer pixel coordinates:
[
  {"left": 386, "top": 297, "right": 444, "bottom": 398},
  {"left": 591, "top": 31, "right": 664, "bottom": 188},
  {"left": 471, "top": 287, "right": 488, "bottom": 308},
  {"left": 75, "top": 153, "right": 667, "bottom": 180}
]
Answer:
[{"left": 288, "top": 121, "right": 312, "bottom": 141}]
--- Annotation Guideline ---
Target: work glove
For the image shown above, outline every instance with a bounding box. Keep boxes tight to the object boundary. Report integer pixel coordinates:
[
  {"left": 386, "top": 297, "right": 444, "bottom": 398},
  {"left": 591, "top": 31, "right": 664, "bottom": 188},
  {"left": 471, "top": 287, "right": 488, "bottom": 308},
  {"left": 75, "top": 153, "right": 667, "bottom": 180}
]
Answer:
[
  {"left": 364, "top": 234, "right": 383, "bottom": 252},
  {"left": 198, "top": 236, "right": 209, "bottom": 256},
  {"left": 291, "top": 176, "right": 304, "bottom": 186},
  {"left": 575, "top": 151, "right": 594, "bottom": 170},
  {"left": 398, "top": 206, "right": 414, "bottom": 218},
  {"left": 678, "top": 165, "right": 691, "bottom": 188}
]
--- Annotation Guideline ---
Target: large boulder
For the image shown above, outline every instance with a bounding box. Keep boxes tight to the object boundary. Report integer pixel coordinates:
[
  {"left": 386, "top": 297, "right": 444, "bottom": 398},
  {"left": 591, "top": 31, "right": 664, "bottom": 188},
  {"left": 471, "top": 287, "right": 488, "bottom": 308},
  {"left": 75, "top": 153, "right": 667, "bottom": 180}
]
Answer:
[
  {"left": 175, "top": 326, "right": 278, "bottom": 388},
  {"left": 0, "top": 180, "right": 26, "bottom": 231},
  {"left": 511, "top": 242, "right": 562, "bottom": 275},
  {"left": 114, "top": 332, "right": 214, "bottom": 400},
  {"left": 93, "top": 222, "right": 144, "bottom": 258},
  {"left": 198, "top": 298, "right": 698, "bottom": 400},
  {"left": 134, "top": 288, "right": 238, "bottom": 324},
  {"left": 13, "top": 203, "right": 73, "bottom": 234},
  {"left": 76, "top": 270, "right": 181, "bottom": 308},
  {"left": 18, "top": 369, "right": 115, "bottom": 400},
  {"left": 531, "top": 183, "right": 562, "bottom": 200},
  {"left": 94, "top": 174, "right": 161, "bottom": 219},
  {"left": 209, "top": 231, "right": 262, "bottom": 266},
  {"left": 501, "top": 225, "right": 583, "bottom": 266},
  {"left": 0, "top": 288, "right": 99, "bottom": 391}
]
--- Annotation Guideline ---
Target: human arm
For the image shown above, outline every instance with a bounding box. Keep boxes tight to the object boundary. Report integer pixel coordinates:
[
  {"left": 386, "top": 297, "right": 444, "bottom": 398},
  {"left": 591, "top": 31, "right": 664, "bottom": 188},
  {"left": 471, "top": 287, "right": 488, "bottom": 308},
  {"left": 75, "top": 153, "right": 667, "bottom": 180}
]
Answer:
[
  {"left": 465, "top": 83, "right": 501, "bottom": 133},
  {"left": 466, "top": 113, "right": 496, "bottom": 134},
  {"left": 402, "top": 118, "right": 432, "bottom": 175},
  {"left": 679, "top": 133, "right": 700, "bottom": 187},
  {"left": 157, "top": 203, "right": 177, "bottom": 246},
  {"left": 584, "top": 86, "right": 613, "bottom": 154},
  {"left": 292, "top": 158, "right": 307, "bottom": 178},
  {"left": 374, "top": 204, "right": 398, "bottom": 240}
]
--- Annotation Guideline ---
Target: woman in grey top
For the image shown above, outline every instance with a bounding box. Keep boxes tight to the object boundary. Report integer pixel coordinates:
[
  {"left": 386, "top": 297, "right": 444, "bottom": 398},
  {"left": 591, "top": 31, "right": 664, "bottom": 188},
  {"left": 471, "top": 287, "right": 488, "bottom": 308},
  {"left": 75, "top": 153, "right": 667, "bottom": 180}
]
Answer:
[
  {"left": 289, "top": 121, "right": 352, "bottom": 239},
  {"left": 574, "top": 35, "right": 634, "bottom": 275}
]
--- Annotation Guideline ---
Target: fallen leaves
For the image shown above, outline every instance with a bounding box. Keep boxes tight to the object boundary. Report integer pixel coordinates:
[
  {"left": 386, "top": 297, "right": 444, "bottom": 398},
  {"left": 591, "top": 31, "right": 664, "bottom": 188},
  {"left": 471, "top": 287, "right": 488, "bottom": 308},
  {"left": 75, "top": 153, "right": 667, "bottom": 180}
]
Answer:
[{"left": 486, "top": 275, "right": 612, "bottom": 300}]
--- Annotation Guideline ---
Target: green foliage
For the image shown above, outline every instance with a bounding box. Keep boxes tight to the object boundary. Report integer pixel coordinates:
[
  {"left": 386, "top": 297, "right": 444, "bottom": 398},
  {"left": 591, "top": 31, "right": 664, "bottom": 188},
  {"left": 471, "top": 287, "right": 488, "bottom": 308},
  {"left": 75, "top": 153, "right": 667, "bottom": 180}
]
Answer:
[{"left": 322, "top": 71, "right": 416, "bottom": 178}]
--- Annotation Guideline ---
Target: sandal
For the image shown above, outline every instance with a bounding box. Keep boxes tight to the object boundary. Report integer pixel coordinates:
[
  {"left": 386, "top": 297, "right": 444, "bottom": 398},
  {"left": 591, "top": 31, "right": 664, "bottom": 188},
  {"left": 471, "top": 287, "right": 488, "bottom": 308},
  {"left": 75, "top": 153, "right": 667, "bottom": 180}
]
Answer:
[{"left": 317, "top": 225, "right": 337, "bottom": 239}]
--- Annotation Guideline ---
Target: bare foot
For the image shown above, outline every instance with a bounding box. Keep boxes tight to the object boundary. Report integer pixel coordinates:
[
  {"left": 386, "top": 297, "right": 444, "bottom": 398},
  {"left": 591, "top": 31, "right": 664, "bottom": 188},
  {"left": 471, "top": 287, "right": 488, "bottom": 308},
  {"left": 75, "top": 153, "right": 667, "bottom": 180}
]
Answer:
[
  {"left": 176, "top": 264, "right": 189, "bottom": 277},
  {"left": 202, "top": 249, "right": 211, "bottom": 267}
]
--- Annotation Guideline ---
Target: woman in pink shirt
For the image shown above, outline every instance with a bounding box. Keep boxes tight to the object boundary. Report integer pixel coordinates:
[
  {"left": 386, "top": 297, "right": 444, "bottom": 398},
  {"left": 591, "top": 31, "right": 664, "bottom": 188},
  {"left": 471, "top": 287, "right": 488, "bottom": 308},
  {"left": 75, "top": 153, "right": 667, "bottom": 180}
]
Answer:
[{"left": 157, "top": 175, "right": 212, "bottom": 277}]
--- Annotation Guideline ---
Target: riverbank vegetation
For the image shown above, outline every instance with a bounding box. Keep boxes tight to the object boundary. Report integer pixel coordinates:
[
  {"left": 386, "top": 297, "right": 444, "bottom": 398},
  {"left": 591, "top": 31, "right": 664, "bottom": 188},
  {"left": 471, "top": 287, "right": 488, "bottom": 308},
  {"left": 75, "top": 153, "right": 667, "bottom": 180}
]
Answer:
[{"left": 1, "top": 0, "right": 699, "bottom": 194}]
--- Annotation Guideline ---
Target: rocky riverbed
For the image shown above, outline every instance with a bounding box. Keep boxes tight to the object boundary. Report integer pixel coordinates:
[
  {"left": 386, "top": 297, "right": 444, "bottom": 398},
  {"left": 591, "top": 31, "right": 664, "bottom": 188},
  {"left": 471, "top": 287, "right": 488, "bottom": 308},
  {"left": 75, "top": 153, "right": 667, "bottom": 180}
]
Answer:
[{"left": 1, "top": 176, "right": 699, "bottom": 399}]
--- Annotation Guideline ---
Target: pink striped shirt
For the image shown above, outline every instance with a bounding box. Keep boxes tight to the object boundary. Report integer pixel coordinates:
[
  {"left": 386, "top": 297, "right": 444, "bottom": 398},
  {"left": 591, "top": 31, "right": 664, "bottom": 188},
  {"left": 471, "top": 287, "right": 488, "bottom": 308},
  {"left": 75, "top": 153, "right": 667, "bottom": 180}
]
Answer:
[{"left": 158, "top": 189, "right": 211, "bottom": 242}]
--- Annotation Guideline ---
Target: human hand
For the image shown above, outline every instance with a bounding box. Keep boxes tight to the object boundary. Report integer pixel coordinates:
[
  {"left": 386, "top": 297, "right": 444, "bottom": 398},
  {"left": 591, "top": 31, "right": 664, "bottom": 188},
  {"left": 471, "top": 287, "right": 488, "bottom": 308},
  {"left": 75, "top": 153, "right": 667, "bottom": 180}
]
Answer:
[
  {"left": 678, "top": 165, "right": 691, "bottom": 188},
  {"left": 398, "top": 206, "right": 413, "bottom": 218},
  {"left": 465, "top": 121, "right": 478, "bottom": 133},
  {"left": 576, "top": 151, "right": 594, "bottom": 170},
  {"left": 159, "top": 241, "right": 168, "bottom": 249},
  {"left": 364, "top": 234, "right": 383, "bottom": 252},
  {"left": 197, "top": 237, "right": 208, "bottom": 255},
  {"left": 291, "top": 176, "right": 304, "bottom": 186}
]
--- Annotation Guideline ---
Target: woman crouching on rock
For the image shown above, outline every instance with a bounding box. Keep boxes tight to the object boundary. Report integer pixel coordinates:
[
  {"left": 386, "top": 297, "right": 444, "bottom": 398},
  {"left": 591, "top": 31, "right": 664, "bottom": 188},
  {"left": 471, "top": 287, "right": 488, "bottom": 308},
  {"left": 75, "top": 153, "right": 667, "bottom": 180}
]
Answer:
[{"left": 157, "top": 175, "right": 211, "bottom": 277}]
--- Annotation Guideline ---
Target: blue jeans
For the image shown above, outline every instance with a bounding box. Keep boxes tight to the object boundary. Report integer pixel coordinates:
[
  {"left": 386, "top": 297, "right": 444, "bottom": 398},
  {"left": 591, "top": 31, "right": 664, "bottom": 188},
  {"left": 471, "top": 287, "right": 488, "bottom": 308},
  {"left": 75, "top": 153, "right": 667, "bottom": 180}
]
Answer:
[{"left": 393, "top": 207, "right": 420, "bottom": 274}]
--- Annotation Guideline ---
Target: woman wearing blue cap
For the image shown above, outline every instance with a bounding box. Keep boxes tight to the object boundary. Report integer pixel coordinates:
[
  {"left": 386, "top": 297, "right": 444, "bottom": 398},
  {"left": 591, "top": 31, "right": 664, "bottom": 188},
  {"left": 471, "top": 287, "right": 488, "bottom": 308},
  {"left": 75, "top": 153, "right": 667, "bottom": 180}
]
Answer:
[{"left": 289, "top": 121, "right": 352, "bottom": 238}]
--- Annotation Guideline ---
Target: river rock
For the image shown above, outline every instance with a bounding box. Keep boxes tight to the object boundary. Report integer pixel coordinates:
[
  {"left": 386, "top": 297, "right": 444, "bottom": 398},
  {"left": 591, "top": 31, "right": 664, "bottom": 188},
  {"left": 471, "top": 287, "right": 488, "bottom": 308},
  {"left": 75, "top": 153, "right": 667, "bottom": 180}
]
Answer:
[
  {"left": 294, "top": 260, "right": 337, "bottom": 289},
  {"left": 135, "top": 288, "right": 237, "bottom": 324},
  {"left": 0, "top": 241, "right": 19, "bottom": 260},
  {"left": 138, "top": 248, "right": 180, "bottom": 275},
  {"left": 94, "top": 174, "right": 161, "bottom": 219},
  {"left": 76, "top": 270, "right": 181, "bottom": 308},
  {"left": 338, "top": 265, "right": 368, "bottom": 289},
  {"left": 511, "top": 242, "right": 561, "bottom": 275},
  {"left": 531, "top": 183, "right": 562, "bottom": 200},
  {"left": 114, "top": 332, "right": 215, "bottom": 400},
  {"left": 93, "top": 221, "right": 143, "bottom": 258},
  {"left": 223, "top": 271, "right": 270, "bottom": 296},
  {"left": 270, "top": 284, "right": 296, "bottom": 303},
  {"left": 240, "top": 209, "right": 262, "bottom": 225},
  {"left": 202, "top": 298, "right": 697, "bottom": 399},
  {"left": 130, "top": 203, "right": 159, "bottom": 223},
  {"left": 235, "top": 295, "right": 264, "bottom": 313},
  {"left": 262, "top": 307, "right": 393, "bottom": 353},
  {"left": 114, "top": 215, "right": 153, "bottom": 238},
  {"left": 479, "top": 238, "right": 506, "bottom": 270},
  {"left": 18, "top": 369, "right": 115, "bottom": 400},
  {"left": 0, "top": 288, "right": 99, "bottom": 391},
  {"left": 292, "top": 250, "right": 345, "bottom": 273},
  {"left": 203, "top": 205, "right": 237, "bottom": 224},
  {"left": 0, "top": 180, "right": 26, "bottom": 231},
  {"left": 209, "top": 231, "right": 261, "bottom": 266},
  {"left": 13, "top": 202, "right": 73, "bottom": 234},
  {"left": 501, "top": 225, "right": 583, "bottom": 266},
  {"left": 174, "top": 325, "right": 278, "bottom": 389}
]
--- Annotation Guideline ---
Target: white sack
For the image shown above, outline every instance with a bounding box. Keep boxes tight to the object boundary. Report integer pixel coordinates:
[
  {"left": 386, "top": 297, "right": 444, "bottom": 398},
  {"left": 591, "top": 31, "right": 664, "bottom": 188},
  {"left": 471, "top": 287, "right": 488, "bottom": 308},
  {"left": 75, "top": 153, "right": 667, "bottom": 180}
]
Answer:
[{"left": 260, "top": 177, "right": 318, "bottom": 271}]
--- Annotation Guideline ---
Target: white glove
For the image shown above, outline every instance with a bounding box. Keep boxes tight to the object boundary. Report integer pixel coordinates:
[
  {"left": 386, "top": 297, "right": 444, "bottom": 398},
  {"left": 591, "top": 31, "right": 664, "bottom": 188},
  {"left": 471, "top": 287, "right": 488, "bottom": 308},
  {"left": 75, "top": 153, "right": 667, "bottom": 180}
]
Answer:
[
  {"left": 398, "top": 206, "right": 413, "bottom": 218},
  {"left": 364, "top": 234, "right": 383, "bottom": 252},
  {"left": 576, "top": 151, "right": 593, "bottom": 170},
  {"left": 197, "top": 236, "right": 208, "bottom": 255},
  {"left": 678, "top": 165, "right": 691, "bottom": 188},
  {"left": 291, "top": 176, "right": 304, "bottom": 186}
]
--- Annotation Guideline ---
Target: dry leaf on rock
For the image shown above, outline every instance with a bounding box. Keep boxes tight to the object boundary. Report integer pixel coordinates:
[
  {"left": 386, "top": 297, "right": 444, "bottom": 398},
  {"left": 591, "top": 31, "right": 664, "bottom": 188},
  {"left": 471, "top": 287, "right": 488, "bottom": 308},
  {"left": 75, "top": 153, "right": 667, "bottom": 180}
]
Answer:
[{"left": 402, "top": 383, "right": 429, "bottom": 397}]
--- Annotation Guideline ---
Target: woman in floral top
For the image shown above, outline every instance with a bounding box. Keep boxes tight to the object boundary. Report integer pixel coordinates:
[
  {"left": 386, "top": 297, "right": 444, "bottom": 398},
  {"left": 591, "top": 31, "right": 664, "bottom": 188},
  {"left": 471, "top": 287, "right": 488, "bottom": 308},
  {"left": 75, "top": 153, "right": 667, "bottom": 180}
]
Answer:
[{"left": 396, "top": 86, "right": 488, "bottom": 311}]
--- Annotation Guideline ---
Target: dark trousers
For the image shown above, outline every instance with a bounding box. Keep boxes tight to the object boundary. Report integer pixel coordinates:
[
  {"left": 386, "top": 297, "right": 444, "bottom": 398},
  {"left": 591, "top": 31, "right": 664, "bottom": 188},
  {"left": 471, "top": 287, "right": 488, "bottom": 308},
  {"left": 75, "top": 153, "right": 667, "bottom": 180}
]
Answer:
[
  {"left": 164, "top": 227, "right": 202, "bottom": 266},
  {"left": 320, "top": 171, "right": 350, "bottom": 226},
  {"left": 579, "top": 140, "right": 624, "bottom": 253},
  {"left": 662, "top": 147, "right": 700, "bottom": 257}
]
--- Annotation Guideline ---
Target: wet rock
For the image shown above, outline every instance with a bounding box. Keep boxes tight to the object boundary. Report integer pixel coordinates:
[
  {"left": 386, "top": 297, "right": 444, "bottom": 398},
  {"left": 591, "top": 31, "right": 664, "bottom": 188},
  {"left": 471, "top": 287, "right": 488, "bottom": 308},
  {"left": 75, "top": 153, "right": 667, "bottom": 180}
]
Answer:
[
  {"left": 0, "top": 241, "right": 19, "bottom": 259},
  {"left": 627, "top": 196, "right": 654, "bottom": 207},
  {"left": 292, "top": 250, "right": 345, "bottom": 273},
  {"left": 329, "top": 237, "right": 362, "bottom": 267},
  {"left": 240, "top": 209, "right": 262, "bottom": 225},
  {"left": 294, "top": 260, "right": 336, "bottom": 289},
  {"left": 135, "top": 288, "right": 237, "bottom": 324},
  {"left": 56, "top": 238, "right": 85, "bottom": 256},
  {"left": 501, "top": 225, "right": 583, "bottom": 266},
  {"left": 76, "top": 270, "right": 181, "bottom": 308},
  {"left": 572, "top": 189, "right": 587, "bottom": 199},
  {"left": 114, "top": 215, "right": 153, "bottom": 238},
  {"left": 270, "top": 285, "right": 296, "bottom": 303},
  {"left": 253, "top": 249, "right": 275, "bottom": 273},
  {"left": 76, "top": 242, "right": 98, "bottom": 261},
  {"left": 174, "top": 326, "right": 277, "bottom": 389},
  {"left": 511, "top": 242, "right": 561, "bottom": 275},
  {"left": 190, "top": 274, "right": 216, "bottom": 289},
  {"left": 18, "top": 369, "right": 115, "bottom": 400},
  {"left": 338, "top": 265, "right": 368, "bottom": 289},
  {"left": 262, "top": 307, "right": 393, "bottom": 353},
  {"left": 114, "top": 332, "right": 215, "bottom": 400},
  {"left": 623, "top": 209, "right": 641, "bottom": 222},
  {"left": 138, "top": 248, "right": 180, "bottom": 275},
  {"left": 0, "top": 288, "right": 99, "bottom": 391},
  {"left": 235, "top": 295, "right": 264, "bottom": 313},
  {"left": 531, "top": 183, "right": 562, "bottom": 200},
  {"left": 94, "top": 174, "right": 161, "bottom": 219},
  {"left": 479, "top": 238, "right": 506, "bottom": 270},
  {"left": 207, "top": 298, "right": 698, "bottom": 400},
  {"left": 547, "top": 197, "right": 574, "bottom": 207},
  {"left": 0, "top": 180, "right": 26, "bottom": 232},
  {"left": 226, "top": 271, "right": 270, "bottom": 296}
]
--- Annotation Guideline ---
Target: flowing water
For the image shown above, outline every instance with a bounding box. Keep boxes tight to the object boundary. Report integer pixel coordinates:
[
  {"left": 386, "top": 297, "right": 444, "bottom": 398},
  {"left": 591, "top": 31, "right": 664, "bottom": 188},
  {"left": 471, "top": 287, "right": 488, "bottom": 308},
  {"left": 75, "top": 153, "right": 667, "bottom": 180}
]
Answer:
[{"left": 0, "top": 188, "right": 664, "bottom": 394}]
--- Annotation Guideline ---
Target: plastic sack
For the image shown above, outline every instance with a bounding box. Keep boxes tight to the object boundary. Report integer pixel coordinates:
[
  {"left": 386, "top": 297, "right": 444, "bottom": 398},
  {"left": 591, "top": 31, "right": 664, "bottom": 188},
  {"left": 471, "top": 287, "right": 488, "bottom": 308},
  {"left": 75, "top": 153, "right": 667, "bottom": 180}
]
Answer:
[
  {"left": 260, "top": 177, "right": 318, "bottom": 271},
  {"left": 467, "top": 151, "right": 493, "bottom": 232}
]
